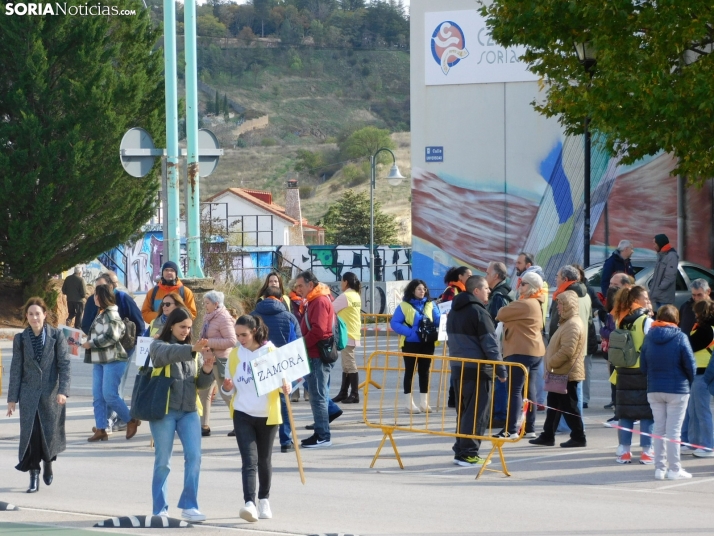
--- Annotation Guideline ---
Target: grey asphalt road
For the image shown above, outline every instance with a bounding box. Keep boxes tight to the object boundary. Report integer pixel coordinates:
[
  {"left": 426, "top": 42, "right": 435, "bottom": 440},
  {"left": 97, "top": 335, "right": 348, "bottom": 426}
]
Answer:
[{"left": 2, "top": 337, "right": 714, "bottom": 535}]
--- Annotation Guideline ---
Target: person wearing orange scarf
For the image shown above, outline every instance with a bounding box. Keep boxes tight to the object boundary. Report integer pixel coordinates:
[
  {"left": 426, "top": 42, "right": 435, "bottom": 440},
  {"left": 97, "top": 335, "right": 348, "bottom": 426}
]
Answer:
[
  {"left": 639, "top": 305, "right": 696, "bottom": 480},
  {"left": 649, "top": 234, "right": 680, "bottom": 309},
  {"left": 438, "top": 266, "right": 471, "bottom": 303}
]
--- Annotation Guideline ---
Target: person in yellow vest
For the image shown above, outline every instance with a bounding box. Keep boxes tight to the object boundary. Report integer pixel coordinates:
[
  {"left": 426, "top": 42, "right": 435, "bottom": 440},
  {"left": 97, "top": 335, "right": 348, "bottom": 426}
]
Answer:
[
  {"left": 684, "top": 300, "right": 714, "bottom": 457},
  {"left": 256, "top": 272, "right": 292, "bottom": 312},
  {"left": 221, "top": 314, "right": 290, "bottom": 523},
  {"left": 610, "top": 286, "right": 654, "bottom": 465},
  {"left": 331, "top": 272, "right": 363, "bottom": 404},
  {"left": 147, "top": 308, "right": 212, "bottom": 522},
  {"left": 143, "top": 292, "right": 188, "bottom": 337},
  {"left": 390, "top": 279, "right": 441, "bottom": 413}
]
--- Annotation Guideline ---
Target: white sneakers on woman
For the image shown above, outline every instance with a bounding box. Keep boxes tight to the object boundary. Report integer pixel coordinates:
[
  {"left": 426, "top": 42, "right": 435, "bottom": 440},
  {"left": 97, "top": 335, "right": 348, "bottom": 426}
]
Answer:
[
  {"left": 666, "top": 469, "right": 692, "bottom": 480},
  {"left": 239, "top": 500, "right": 272, "bottom": 522}
]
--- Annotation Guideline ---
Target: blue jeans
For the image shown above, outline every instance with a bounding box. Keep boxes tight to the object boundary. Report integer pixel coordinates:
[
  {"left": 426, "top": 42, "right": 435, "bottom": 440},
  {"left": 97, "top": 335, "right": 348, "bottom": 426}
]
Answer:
[
  {"left": 535, "top": 358, "right": 546, "bottom": 404},
  {"left": 305, "top": 358, "right": 333, "bottom": 441},
  {"left": 303, "top": 374, "right": 341, "bottom": 416},
  {"left": 687, "top": 375, "right": 714, "bottom": 449},
  {"left": 557, "top": 382, "right": 585, "bottom": 433},
  {"left": 118, "top": 347, "right": 136, "bottom": 399},
  {"left": 618, "top": 418, "right": 654, "bottom": 448},
  {"left": 504, "top": 355, "right": 542, "bottom": 434},
  {"left": 92, "top": 361, "right": 131, "bottom": 429},
  {"left": 493, "top": 378, "right": 508, "bottom": 421},
  {"left": 149, "top": 410, "right": 202, "bottom": 516}
]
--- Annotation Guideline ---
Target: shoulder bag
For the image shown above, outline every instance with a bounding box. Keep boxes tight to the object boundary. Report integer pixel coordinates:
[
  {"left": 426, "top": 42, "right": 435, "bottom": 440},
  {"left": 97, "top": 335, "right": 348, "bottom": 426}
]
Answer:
[
  {"left": 130, "top": 355, "right": 175, "bottom": 421},
  {"left": 544, "top": 360, "right": 577, "bottom": 395},
  {"left": 304, "top": 303, "right": 338, "bottom": 364}
]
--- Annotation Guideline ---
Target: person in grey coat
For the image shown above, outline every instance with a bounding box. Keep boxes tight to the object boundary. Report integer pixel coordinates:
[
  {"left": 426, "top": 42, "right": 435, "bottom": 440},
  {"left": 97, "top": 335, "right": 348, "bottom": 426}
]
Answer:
[
  {"left": 649, "top": 233, "right": 680, "bottom": 309},
  {"left": 7, "top": 297, "right": 71, "bottom": 493}
]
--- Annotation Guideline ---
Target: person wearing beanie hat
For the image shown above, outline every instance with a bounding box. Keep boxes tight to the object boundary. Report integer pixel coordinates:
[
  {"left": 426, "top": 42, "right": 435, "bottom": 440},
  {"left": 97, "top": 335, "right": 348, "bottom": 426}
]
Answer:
[
  {"left": 649, "top": 233, "right": 679, "bottom": 309},
  {"left": 495, "top": 271, "right": 547, "bottom": 438},
  {"left": 141, "top": 261, "right": 197, "bottom": 324}
]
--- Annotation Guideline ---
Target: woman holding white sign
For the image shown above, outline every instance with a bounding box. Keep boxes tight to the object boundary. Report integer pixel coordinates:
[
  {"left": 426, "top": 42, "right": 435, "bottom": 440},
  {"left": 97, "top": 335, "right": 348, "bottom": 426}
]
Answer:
[{"left": 222, "top": 314, "right": 289, "bottom": 523}]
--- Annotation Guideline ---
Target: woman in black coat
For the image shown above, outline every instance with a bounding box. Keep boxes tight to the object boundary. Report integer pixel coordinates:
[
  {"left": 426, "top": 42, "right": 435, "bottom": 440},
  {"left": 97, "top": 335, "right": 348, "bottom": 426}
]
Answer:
[{"left": 6, "top": 297, "right": 71, "bottom": 493}]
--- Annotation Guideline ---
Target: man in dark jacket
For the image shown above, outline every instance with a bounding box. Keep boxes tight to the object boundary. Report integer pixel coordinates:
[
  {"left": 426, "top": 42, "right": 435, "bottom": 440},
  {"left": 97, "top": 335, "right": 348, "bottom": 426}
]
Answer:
[
  {"left": 600, "top": 240, "right": 635, "bottom": 295},
  {"left": 649, "top": 233, "right": 680, "bottom": 309},
  {"left": 447, "top": 275, "right": 507, "bottom": 467},
  {"left": 62, "top": 266, "right": 87, "bottom": 328},
  {"left": 679, "top": 279, "right": 711, "bottom": 335},
  {"left": 486, "top": 261, "right": 513, "bottom": 425},
  {"left": 252, "top": 286, "right": 302, "bottom": 453}
]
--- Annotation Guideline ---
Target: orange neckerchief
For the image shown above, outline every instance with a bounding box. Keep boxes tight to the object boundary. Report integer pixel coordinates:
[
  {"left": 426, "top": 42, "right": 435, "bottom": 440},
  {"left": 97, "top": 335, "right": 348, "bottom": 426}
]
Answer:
[
  {"left": 266, "top": 296, "right": 282, "bottom": 302},
  {"left": 552, "top": 280, "right": 576, "bottom": 300},
  {"left": 306, "top": 282, "right": 331, "bottom": 302},
  {"left": 290, "top": 291, "right": 306, "bottom": 314},
  {"left": 520, "top": 288, "right": 545, "bottom": 301},
  {"left": 617, "top": 305, "right": 642, "bottom": 327},
  {"left": 450, "top": 281, "right": 466, "bottom": 293},
  {"left": 652, "top": 320, "right": 678, "bottom": 329},
  {"left": 660, "top": 244, "right": 672, "bottom": 253}
]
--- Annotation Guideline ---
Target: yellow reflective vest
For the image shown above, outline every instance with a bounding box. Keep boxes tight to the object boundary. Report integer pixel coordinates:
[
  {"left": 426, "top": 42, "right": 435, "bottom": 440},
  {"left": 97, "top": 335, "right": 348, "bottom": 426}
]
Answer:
[{"left": 226, "top": 346, "right": 282, "bottom": 425}]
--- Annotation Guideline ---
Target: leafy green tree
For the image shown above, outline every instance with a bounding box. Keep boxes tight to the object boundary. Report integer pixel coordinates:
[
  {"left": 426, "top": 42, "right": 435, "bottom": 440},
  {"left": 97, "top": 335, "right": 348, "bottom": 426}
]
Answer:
[
  {"left": 0, "top": 0, "right": 164, "bottom": 290},
  {"left": 339, "top": 126, "right": 394, "bottom": 163},
  {"left": 319, "top": 190, "right": 398, "bottom": 245},
  {"left": 294, "top": 149, "right": 325, "bottom": 173},
  {"left": 197, "top": 13, "right": 228, "bottom": 37},
  {"left": 484, "top": 0, "right": 714, "bottom": 183}
]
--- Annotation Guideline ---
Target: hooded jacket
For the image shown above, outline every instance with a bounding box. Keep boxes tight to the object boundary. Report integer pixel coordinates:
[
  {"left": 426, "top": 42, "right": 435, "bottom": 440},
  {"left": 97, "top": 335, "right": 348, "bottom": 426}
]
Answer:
[
  {"left": 648, "top": 247, "right": 679, "bottom": 305},
  {"left": 446, "top": 291, "right": 506, "bottom": 379},
  {"left": 640, "top": 325, "right": 695, "bottom": 394},
  {"left": 200, "top": 306, "right": 237, "bottom": 359},
  {"left": 545, "top": 292, "right": 586, "bottom": 381},
  {"left": 299, "top": 283, "right": 335, "bottom": 358},
  {"left": 251, "top": 298, "right": 301, "bottom": 348},
  {"left": 548, "top": 282, "right": 592, "bottom": 358},
  {"left": 600, "top": 250, "right": 635, "bottom": 295},
  {"left": 496, "top": 293, "right": 546, "bottom": 358}
]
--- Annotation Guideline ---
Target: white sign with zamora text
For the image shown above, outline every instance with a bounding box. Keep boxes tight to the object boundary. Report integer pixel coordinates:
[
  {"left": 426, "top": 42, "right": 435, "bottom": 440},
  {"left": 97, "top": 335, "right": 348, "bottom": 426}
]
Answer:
[{"left": 250, "top": 338, "right": 311, "bottom": 397}]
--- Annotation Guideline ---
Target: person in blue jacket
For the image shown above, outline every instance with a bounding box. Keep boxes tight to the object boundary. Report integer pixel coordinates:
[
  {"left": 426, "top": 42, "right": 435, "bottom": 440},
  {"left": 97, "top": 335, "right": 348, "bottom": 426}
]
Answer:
[
  {"left": 251, "top": 286, "right": 302, "bottom": 453},
  {"left": 600, "top": 240, "right": 636, "bottom": 296},
  {"left": 81, "top": 272, "right": 145, "bottom": 430},
  {"left": 390, "top": 279, "right": 441, "bottom": 413}
]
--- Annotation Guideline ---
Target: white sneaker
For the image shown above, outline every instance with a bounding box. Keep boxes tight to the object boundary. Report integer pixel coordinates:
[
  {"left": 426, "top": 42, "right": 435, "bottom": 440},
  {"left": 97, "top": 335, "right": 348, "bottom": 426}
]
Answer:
[
  {"left": 524, "top": 432, "right": 536, "bottom": 439},
  {"left": 654, "top": 469, "right": 666, "bottom": 480},
  {"left": 680, "top": 445, "right": 696, "bottom": 455},
  {"left": 239, "top": 501, "right": 259, "bottom": 522},
  {"left": 181, "top": 508, "right": 206, "bottom": 522},
  {"left": 666, "top": 469, "right": 693, "bottom": 480},
  {"left": 692, "top": 448, "right": 714, "bottom": 458},
  {"left": 258, "top": 498, "right": 272, "bottom": 519}
]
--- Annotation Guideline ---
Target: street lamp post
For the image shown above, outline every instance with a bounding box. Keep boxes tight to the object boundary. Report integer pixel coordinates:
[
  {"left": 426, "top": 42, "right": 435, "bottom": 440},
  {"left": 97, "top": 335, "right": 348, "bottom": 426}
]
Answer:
[
  {"left": 574, "top": 41, "right": 597, "bottom": 268},
  {"left": 369, "top": 148, "right": 405, "bottom": 314}
]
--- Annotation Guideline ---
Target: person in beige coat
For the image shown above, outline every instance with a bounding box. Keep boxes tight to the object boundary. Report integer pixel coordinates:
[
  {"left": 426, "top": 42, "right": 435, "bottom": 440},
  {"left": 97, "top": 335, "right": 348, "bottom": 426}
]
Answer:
[
  {"left": 529, "top": 291, "right": 587, "bottom": 448},
  {"left": 495, "top": 271, "right": 546, "bottom": 438},
  {"left": 197, "top": 291, "right": 238, "bottom": 436}
]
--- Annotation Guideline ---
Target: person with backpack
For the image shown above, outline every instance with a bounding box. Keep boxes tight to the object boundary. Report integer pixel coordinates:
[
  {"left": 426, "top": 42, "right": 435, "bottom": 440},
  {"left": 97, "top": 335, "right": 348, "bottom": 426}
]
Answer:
[
  {"left": 141, "top": 261, "right": 197, "bottom": 324},
  {"left": 331, "top": 272, "right": 363, "bottom": 404},
  {"left": 390, "top": 279, "right": 441, "bottom": 413},
  {"left": 609, "top": 285, "right": 654, "bottom": 465}
]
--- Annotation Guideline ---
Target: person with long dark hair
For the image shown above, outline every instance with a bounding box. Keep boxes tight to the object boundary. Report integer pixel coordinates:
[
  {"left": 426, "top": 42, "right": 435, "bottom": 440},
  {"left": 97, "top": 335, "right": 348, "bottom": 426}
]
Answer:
[
  {"left": 332, "top": 272, "right": 363, "bottom": 404},
  {"left": 256, "top": 272, "right": 291, "bottom": 311},
  {"left": 148, "top": 308, "right": 213, "bottom": 522},
  {"left": 390, "top": 279, "right": 441, "bottom": 413},
  {"left": 82, "top": 284, "right": 140, "bottom": 442},
  {"left": 221, "top": 314, "right": 290, "bottom": 522},
  {"left": 438, "top": 266, "right": 472, "bottom": 303},
  {"left": 7, "top": 298, "right": 71, "bottom": 493}
]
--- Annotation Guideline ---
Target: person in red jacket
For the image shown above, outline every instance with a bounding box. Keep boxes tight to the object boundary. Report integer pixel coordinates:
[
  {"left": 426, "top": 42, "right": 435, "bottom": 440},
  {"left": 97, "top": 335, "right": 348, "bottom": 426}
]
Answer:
[{"left": 295, "top": 271, "right": 336, "bottom": 448}]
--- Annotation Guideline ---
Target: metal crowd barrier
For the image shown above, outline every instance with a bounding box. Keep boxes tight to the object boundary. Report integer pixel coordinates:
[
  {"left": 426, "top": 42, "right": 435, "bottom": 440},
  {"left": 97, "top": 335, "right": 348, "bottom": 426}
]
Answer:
[{"left": 362, "top": 350, "right": 529, "bottom": 479}]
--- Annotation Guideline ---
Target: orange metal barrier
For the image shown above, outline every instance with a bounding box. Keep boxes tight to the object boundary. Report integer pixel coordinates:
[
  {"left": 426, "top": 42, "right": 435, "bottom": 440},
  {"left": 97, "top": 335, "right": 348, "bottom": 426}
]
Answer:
[{"left": 362, "top": 350, "right": 528, "bottom": 479}]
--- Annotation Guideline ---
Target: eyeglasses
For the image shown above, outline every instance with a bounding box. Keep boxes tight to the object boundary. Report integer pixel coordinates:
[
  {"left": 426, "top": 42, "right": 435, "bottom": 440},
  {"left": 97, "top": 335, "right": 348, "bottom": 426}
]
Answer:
[{"left": 162, "top": 302, "right": 174, "bottom": 308}]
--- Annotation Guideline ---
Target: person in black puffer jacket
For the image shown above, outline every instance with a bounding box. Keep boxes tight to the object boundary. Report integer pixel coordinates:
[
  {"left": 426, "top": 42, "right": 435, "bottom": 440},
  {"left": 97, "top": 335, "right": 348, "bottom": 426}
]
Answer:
[{"left": 611, "top": 286, "right": 654, "bottom": 465}]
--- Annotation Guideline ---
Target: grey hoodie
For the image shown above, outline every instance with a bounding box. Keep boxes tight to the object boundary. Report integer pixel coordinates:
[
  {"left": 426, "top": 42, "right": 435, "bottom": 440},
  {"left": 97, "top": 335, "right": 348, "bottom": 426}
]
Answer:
[{"left": 649, "top": 247, "right": 679, "bottom": 305}]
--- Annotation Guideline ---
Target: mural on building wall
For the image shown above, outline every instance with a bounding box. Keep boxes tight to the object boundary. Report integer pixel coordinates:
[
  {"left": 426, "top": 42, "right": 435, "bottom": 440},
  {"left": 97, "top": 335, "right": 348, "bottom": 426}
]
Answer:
[{"left": 411, "top": 136, "right": 713, "bottom": 291}]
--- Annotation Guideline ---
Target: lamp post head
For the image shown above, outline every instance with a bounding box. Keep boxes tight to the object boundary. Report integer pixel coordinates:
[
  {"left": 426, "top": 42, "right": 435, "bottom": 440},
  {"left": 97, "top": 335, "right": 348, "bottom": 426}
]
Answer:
[
  {"left": 574, "top": 41, "right": 597, "bottom": 74},
  {"left": 386, "top": 164, "right": 405, "bottom": 186}
]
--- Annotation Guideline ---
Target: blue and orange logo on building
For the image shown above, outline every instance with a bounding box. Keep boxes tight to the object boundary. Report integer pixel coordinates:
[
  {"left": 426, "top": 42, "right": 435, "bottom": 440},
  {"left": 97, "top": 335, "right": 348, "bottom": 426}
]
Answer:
[{"left": 431, "top": 21, "right": 470, "bottom": 75}]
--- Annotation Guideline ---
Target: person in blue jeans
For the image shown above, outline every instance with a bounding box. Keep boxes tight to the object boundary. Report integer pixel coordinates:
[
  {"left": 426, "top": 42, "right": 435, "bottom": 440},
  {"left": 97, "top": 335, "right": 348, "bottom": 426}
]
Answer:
[
  {"left": 685, "top": 300, "right": 714, "bottom": 457},
  {"left": 148, "top": 307, "right": 213, "bottom": 523}
]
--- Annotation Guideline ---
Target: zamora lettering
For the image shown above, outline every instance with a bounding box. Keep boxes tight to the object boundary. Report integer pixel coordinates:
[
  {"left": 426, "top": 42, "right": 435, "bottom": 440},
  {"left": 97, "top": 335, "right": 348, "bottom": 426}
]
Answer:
[
  {"left": 256, "top": 354, "right": 305, "bottom": 382},
  {"left": 4, "top": 3, "right": 136, "bottom": 16}
]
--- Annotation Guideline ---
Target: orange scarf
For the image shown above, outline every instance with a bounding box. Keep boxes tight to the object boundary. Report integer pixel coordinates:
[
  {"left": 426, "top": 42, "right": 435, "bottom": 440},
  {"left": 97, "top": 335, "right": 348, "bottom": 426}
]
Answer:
[
  {"left": 552, "top": 280, "right": 576, "bottom": 300},
  {"left": 266, "top": 296, "right": 282, "bottom": 302},
  {"left": 450, "top": 281, "right": 466, "bottom": 293},
  {"left": 520, "top": 288, "right": 545, "bottom": 301},
  {"left": 660, "top": 244, "right": 672, "bottom": 253},
  {"left": 306, "top": 282, "right": 332, "bottom": 302},
  {"left": 617, "top": 305, "right": 643, "bottom": 327},
  {"left": 652, "top": 320, "right": 678, "bottom": 329},
  {"left": 290, "top": 291, "right": 306, "bottom": 315}
]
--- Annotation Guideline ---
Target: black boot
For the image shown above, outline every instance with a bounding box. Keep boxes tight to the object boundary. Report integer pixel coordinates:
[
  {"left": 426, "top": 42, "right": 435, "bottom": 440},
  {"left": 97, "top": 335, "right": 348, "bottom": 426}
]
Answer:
[
  {"left": 331, "top": 373, "right": 349, "bottom": 403},
  {"left": 448, "top": 385, "right": 456, "bottom": 408},
  {"left": 343, "top": 373, "right": 360, "bottom": 403},
  {"left": 28, "top": 469, "right": 40, "bottom": 493},
  {"left": 43, "top": 460, "right": 53, "bottom": 486}
]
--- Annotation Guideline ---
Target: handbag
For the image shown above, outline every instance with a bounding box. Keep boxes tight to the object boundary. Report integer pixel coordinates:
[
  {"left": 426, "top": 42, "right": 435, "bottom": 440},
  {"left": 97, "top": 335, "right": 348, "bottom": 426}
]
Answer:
[
  {"left": 304, "top": 304, "right": 339, "bottom": 364},
  {"left": 544, "top": 360, "right": 577, "bottom": 395},
  {"left": 130, "top": 355, "right": 175, "bottom": 421}
]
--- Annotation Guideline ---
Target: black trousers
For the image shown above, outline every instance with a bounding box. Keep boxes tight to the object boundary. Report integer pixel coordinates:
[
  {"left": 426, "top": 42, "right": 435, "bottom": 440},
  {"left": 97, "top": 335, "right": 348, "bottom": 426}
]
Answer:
[
  {"left": 402, "top": 341, "right": 435, "bottom": 394},
  {"left": 452, "top": 367, "right": 492, "bottom": 457},
  {"left": 542, "top": 381, "right": 586, "bottom": 442},
  {"left": 66, "top": 301, "right": 84, "bottom": 329},
  {"left": 233, "top": 411, "right": 278, "bottom": 504},
  {"left": 16, "top": 412, "right": 53, "bottom": 472}
]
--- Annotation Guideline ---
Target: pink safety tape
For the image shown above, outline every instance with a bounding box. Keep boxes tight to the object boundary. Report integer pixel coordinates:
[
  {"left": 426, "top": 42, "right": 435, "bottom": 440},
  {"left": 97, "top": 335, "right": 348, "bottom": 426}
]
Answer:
[{"left": 523, "top": 399, "right": 712, "bottom": 452}]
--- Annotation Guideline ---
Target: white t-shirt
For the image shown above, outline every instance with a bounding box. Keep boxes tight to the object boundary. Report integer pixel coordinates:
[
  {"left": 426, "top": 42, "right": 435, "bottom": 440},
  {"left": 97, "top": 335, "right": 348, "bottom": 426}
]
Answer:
[{"left": 226, "top": 342, "right": 275, "bottom": 418}]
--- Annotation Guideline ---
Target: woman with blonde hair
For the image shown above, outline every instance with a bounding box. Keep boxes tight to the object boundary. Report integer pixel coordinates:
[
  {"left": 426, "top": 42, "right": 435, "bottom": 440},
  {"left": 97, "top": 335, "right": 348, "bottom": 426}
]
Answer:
[{"left": 7, "top": 298, "right": 71, "bottom": 493}]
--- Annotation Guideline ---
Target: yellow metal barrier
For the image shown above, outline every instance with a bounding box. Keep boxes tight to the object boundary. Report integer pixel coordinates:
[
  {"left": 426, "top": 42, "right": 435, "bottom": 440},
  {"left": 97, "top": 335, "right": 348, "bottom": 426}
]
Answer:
[{"left": 363, "top": 350, "right": 528, "bottom": 479}]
